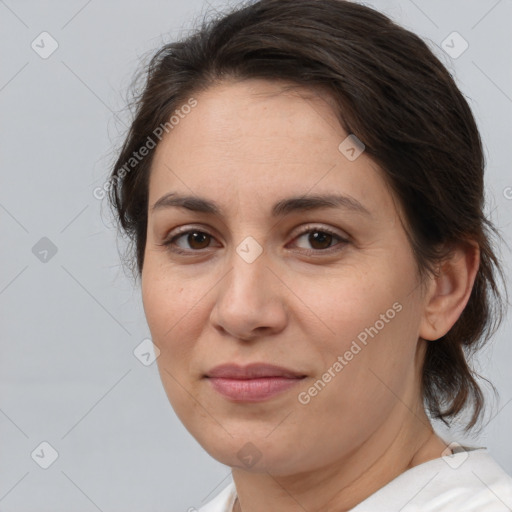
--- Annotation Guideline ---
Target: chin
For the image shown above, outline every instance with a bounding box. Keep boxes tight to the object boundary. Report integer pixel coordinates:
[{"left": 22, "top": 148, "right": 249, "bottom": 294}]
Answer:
[{"left": 192, "top": 428, "right": 309, "bottom": 475}]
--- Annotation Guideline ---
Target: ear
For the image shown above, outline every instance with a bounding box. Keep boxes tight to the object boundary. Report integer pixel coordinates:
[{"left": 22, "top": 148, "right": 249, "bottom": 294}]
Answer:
[{"left": 419, "top": 241, "right": 480, "bottom": 341}]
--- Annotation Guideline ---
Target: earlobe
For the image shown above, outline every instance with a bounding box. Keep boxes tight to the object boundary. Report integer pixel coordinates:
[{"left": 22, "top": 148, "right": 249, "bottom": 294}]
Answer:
[{"left": 419, "top": 242, "right": 480, "bottom": 341}]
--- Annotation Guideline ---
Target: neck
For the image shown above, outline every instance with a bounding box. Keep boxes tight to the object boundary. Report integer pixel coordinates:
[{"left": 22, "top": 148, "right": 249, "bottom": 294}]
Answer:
[{"left": 231, "top": 407, "right": 449, "bottom": 512}]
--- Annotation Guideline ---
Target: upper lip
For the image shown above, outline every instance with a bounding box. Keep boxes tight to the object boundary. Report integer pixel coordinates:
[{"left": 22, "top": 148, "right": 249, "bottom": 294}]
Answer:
[{"left": 205, "top": 363, "right": 306, "bottom": 379}]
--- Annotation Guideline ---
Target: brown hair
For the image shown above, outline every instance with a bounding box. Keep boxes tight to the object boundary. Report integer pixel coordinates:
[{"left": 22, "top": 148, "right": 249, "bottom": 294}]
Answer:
[{"left": 108, "top": 0, "right": 507, "bottom": 432}]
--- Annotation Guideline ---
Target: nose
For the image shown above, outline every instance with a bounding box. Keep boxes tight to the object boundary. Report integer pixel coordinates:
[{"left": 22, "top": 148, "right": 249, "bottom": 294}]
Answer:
[{"left": 209, "top": 249, "right": 288, "bottom": 341}]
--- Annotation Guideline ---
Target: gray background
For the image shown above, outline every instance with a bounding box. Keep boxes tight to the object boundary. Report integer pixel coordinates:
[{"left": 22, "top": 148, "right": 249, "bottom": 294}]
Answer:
[{"left": 1, "top": 0, "right": 511, "bottom": 511}]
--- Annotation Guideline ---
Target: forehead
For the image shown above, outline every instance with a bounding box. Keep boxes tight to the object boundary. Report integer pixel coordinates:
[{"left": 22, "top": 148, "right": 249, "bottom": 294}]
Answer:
[
  {"left": 153, "top": 78, "right": 343, "bottom": 161},
  {"left": 148, "top": 78, "right": 397, "bottom": 222}
]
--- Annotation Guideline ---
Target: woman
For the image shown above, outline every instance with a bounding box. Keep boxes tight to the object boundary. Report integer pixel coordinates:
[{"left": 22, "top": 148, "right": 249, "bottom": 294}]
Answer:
[{"left": 107, "top": 0, "right": 512, "bottom": 510}]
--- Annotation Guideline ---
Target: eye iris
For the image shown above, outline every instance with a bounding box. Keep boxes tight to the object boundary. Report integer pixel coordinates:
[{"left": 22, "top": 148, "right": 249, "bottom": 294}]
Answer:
[
  {"left": 188, "top": 231, "right": 210, "bottom": 249},
  {"left": 176, "top": 230, "right": 337, "bottom": 251},
  {"left": 309, "top": 231, "right": 333, "bottom": 250}
]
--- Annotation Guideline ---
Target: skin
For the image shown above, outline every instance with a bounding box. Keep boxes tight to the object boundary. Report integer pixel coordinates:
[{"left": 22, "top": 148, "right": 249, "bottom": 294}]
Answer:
[{"left": 141, "top": 78, "right": 480, "bottom": 512}]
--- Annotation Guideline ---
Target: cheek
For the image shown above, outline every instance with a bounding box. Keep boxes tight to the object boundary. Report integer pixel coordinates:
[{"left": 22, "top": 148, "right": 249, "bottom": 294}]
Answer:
[
  {"left": 290, "top": 270, "right": 397, "bottom": 352},
  {"left": 141, "top": 264, "right": 201, "bottom": 363},
  {"left": 294, "top": 258, "right": 421, "bottom": 401},
  {"left": 141, "top": 267, "right": 207, "bottom": 420},
  {"left": 294, "top": 301, "right": 420, "bottom": 453}
]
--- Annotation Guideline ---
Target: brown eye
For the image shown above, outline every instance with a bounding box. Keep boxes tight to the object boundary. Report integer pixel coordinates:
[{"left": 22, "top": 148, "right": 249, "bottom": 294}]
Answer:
[
  {"left": 161, "top": 228, "right": 219, "bottom": 254},
  {"left": 308, "top": 231, "right": 334, "bottom": 250},
  {"left": 162, "top": 225, "right": 348, "bottom": 256},
  {"left": 292, "top": 227, "right": 348, "bottom": 253},
  {"left": 186, "top": 231, "right": 211, "bottom": 250}
]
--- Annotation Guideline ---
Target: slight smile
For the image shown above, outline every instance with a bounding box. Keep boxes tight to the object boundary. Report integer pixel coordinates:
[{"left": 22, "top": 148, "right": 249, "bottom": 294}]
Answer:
[{"left": 204, "top": 363, "right": 307, "bottom": 402}]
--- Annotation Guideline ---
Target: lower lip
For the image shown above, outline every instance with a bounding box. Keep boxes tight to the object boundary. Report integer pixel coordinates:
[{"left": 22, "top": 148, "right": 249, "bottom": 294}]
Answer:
[{"left": 207, "top": 377, "right": 305, "bottom": 402}]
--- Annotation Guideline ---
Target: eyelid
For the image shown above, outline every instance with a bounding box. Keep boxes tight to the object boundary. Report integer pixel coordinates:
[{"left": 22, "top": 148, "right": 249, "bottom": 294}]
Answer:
[
  {"left": 161, "top": 223, "right": 350, "bottom": 255},
  {"left": 288, "top": 223, "right": 350, "bottom": 243},
  {"left": 161, "top": 224, "right": 222, "bottom": 251}
]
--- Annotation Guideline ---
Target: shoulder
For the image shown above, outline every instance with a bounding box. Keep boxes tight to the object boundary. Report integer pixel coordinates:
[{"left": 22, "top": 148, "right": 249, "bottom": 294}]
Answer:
[
  {"left": 351, "top": 445, "right": 512, "bottom": 512},
  {"left": 415, "top": 446, "right": 512, "bottom": 511},
  {"left": 197, "top": 482, "right": 236, "bottom": 512}
]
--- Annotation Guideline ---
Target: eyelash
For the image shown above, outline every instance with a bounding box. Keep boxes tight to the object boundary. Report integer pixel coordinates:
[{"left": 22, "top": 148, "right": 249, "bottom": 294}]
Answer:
[{"left": 159, "top": 224, "right": 350, "bottom": 256}]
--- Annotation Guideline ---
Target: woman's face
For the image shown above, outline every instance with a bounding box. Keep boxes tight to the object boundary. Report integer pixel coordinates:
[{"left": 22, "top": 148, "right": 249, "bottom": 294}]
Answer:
[{"left": 142, "top": 79, "right": 431, "bottom": 475}]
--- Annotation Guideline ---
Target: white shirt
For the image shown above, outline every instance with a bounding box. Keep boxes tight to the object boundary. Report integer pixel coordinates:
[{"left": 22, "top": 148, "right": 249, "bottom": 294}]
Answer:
[{"left": 198, "top": 445, "right": 512, "bottom": 511}]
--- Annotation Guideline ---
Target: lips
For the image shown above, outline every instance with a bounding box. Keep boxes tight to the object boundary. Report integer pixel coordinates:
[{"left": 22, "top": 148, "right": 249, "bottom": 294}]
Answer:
[
  {"left": 205, "top": 363, "right": 306, "bottom": 379},
  {"left": 204, "top": 363, "right": 307, "bottom": 402}
]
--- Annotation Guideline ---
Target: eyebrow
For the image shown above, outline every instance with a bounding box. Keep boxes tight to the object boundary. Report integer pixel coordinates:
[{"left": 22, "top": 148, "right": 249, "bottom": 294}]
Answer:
[{"left": 151, "top": 192, "right": 371, "bottom": 217}]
